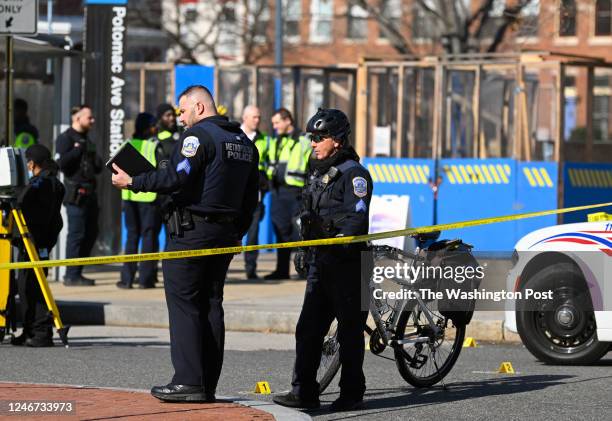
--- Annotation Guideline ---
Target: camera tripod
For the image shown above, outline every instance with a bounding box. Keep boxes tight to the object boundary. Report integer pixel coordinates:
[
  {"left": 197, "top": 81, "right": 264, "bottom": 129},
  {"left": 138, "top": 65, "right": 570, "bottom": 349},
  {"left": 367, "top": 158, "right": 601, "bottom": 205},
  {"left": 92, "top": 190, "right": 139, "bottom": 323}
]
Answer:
[{"left": 0, "top": 198, "right": 69, "bottom": 346}]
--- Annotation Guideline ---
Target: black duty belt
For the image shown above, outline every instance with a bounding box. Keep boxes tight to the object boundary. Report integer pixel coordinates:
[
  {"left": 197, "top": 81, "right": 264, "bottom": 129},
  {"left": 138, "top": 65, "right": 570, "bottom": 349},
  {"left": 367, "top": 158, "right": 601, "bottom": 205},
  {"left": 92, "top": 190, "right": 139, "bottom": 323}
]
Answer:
[{"left": 191, "top": 212, "right": 237, "bottom": 225}]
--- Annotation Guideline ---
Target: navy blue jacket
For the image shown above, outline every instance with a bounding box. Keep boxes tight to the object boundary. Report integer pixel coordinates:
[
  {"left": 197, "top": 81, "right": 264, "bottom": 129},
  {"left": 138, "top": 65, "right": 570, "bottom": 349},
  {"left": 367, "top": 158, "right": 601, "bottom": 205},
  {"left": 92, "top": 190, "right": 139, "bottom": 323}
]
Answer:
[{"left": 131, "top": 115, "right": 259, "bottom": 236}]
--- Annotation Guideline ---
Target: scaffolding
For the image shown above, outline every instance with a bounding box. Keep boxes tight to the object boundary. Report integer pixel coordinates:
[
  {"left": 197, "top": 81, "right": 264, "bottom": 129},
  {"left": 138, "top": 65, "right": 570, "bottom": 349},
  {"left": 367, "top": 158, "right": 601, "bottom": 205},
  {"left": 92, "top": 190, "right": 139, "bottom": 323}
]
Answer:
[
  {"left": 128, "top": 52, "right": 612, "bottom": 163},
  {"left": 354, "top": 52, "right": 612, "bottom": 163}
]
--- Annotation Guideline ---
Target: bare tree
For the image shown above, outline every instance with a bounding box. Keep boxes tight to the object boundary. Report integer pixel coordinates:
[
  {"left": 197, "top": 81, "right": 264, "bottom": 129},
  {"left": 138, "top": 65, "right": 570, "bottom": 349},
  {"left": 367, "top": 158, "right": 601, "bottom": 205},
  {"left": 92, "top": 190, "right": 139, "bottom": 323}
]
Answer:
[
  {"left": 352, "top": 0, "right": 561, "bottom": 55},
  {"left": 131, "top": 0, "right": 273, "bottom": 65}
]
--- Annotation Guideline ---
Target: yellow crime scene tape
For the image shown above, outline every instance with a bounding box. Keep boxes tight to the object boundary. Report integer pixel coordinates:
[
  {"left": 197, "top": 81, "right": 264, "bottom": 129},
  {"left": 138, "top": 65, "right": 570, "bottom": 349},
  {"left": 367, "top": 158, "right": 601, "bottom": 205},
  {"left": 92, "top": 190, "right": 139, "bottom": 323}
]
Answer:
[{"left": 1, "top": 201, "right": 611, "bottom": 271}]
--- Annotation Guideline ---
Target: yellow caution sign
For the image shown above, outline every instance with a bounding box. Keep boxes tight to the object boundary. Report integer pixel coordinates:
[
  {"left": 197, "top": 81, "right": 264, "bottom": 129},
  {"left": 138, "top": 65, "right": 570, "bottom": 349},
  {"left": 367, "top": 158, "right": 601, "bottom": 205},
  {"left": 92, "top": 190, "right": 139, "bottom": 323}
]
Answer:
[
  {"left": 463, "top": 337, "right": 477, "bottom": 348},
  {"left": 367, "top": 163, "right": 430, "bottom": 184},
  {"left": 497, "top": 362, "right": 515, "bottom": 374},
  {"left": 443, "top": 163, "right": 511, "bottom": 185},
  {"left": 0, "top": 201, "right": 611, "bottom": 271},
  {"left": 522, "top": 167, "right": 554, "bottom": 188},
  {"left": 254, "top": 381, "right": 271, "bottom": 394},
  {"left": 588, "top": 212, "right": 612, "bottom": 222},
  {"left": 568, "top": 168, "right": 612, "bottom": 188}
]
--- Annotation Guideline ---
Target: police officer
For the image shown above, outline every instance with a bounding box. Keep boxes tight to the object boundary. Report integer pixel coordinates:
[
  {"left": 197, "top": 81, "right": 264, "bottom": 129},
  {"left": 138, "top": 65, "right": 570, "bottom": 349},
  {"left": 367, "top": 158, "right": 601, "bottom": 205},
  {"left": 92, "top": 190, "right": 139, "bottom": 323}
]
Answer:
[
  {"left": 55, "top": 105, "right": 102, "bottom": 286},
  {"left": 111, "top": 85, "right": 259, "bottom": 403},
  {"left": 13, "top": 98, "right": 39, "bottom": 149},
  {"left": 273, "top": 109, "right": 372, "bottom": 412},
  {"left": 11, "top": 144, "right": 65, "bottom": 347},
  {"left": 265, "top": 108, "right": 311, "bottom": 280},
  {"left": 155, "top": 103, "right": 180, "bottom": 160},
  {"left": 240, "top": 105, "right": 270, "bottom": 279},
  {"left": 117, "top": 112, "right": 162, "bottom": 289}
]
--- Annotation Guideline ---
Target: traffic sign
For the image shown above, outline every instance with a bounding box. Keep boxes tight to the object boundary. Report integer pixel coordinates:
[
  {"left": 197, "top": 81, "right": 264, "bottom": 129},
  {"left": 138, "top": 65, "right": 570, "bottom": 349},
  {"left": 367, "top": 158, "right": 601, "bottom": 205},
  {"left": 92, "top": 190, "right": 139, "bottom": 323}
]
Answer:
[{"left": 0, "top": 0, "right": 38, "bottom": 35}]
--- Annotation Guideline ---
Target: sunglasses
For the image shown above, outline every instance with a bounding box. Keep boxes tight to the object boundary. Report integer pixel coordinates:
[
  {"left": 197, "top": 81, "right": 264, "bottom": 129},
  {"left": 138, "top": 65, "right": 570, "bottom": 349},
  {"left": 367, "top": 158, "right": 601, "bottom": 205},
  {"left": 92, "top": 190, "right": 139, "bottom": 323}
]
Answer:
[{"left": 309, "top": 133, "right": 330, "bottom": 143}]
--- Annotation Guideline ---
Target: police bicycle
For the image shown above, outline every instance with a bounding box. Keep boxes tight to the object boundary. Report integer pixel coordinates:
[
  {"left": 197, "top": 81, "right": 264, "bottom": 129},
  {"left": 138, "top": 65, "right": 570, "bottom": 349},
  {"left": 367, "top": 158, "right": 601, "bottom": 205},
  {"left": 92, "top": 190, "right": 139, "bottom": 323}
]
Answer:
[{"left": 316, "top": 231, "right": 477, "bottom": 392}]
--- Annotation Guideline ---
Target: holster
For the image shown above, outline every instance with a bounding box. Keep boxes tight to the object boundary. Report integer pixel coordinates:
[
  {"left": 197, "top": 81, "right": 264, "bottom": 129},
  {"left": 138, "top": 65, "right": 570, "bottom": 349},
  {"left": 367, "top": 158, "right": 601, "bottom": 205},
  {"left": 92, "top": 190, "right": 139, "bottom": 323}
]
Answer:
[
  {"left": 300, "top": 211, "right": 336, "bottom": 241},
  {"left": 163, "top": 206, "right": 194, "bottom": 238},
  {"left": 64, "top": 180, "right": 94, "bottom": 206}
]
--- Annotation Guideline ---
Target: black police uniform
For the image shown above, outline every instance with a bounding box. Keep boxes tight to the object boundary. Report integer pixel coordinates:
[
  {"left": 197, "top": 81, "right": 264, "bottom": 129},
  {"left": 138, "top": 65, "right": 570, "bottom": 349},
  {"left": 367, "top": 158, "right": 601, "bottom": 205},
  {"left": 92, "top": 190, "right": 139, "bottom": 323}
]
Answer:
[
  {"left": 16, "top": 168, "right": 65, "bottom": 344},
  {"left": 292, "top": 147, "right": 373, "bottom": 401},
  {"left": 55, "top": 127, "right": 103, "bottom": 282},
  {"left": 130, "top": 115, "right": 259, "bottom": 396}
]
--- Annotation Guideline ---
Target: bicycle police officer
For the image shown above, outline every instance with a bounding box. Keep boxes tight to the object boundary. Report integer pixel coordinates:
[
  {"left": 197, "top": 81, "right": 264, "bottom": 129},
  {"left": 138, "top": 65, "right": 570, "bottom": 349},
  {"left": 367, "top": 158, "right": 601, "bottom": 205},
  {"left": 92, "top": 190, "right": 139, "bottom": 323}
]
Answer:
[
  {"left": 273, "top": 108, "right": 373, "bottom": 412},
  {"left": 111, "top": 85, "right": 259, "bottom": 403}
]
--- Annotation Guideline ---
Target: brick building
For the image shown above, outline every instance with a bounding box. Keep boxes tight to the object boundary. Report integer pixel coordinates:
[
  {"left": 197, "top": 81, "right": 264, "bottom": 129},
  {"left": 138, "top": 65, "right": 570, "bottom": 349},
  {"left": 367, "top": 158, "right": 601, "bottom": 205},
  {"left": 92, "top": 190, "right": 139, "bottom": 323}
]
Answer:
[{"left": 248, "top": 1, "right": 612, "bottom": 65}]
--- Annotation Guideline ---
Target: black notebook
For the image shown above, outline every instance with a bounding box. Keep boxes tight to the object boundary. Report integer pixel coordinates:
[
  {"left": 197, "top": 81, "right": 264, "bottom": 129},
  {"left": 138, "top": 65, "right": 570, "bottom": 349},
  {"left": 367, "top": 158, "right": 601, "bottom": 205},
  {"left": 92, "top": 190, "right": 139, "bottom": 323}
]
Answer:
[{"left": 106, "top": 141, "right": 156, "bottom": 176}]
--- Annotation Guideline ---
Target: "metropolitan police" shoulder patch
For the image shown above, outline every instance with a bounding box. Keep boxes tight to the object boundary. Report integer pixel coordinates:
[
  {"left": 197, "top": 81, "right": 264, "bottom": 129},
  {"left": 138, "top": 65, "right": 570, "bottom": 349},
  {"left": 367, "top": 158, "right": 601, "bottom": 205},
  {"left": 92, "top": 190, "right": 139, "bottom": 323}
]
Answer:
[
  {"left": 352, "top": 176, "right": 367, "bottom": 197},
  {"left": 181, "top": 136, "right": 200, "bottom": 157}
]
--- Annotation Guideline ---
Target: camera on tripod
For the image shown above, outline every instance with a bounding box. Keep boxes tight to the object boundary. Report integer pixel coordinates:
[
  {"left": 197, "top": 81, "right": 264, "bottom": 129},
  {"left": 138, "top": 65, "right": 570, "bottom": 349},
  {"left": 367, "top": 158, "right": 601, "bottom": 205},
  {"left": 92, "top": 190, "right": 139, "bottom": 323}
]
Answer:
[{"left": 0, "top": 147, "right": 29, "bottom": 199}]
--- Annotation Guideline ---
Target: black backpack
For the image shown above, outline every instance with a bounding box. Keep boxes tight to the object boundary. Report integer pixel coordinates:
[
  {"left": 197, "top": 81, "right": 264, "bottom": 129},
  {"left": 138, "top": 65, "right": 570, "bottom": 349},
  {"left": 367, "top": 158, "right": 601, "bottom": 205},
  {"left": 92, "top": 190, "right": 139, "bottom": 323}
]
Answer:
[{"left": 425, "top": 239, "right": 481, "bottom": 327}]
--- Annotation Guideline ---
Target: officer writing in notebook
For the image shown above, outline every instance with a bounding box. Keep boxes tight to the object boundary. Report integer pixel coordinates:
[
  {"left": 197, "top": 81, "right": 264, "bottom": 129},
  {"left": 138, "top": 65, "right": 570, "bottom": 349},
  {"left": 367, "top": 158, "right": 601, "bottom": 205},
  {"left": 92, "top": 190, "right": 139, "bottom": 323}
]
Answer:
[{"left": 111, "top": 85, "right": 259, "bottom": 403}]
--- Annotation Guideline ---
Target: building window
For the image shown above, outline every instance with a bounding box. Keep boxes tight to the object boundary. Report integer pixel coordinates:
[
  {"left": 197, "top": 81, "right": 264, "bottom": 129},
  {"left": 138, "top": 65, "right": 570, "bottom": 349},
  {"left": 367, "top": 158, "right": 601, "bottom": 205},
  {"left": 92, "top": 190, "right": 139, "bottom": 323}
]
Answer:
[
  {"left": 596, "top": 0, "right": 612, "bottom": 36},
  {"left": 480, "top": 0, "right": 505, "bottom": 39},
  {"left": 347, "top": 2, "right": 368, "bottom": 40},
  {"left": 184, "top": 6, "right": 198, "bottom": 24},
  {"left": 559, "top": 0, "right": 576, "bottom": 36},
  {"left": 517, "top": 0, "right": 539, "bottom": 38},
  {"left": 379, "top": 0, "right": 402, "bottom": 39},
  {"left": 310, "top": 0, "right": 333, "bottom": 43},
  {"left": 412, "top": 0, "right": 441, "bottom": 40},
  {"left": 248, "top": 0, "right": 270, "bottom": 41},
  {"left": 284, "top": 0, "right": 302, "bottom": 39},
  {"left": 218, "top": 1, "right": 238, "bottom": 56}
]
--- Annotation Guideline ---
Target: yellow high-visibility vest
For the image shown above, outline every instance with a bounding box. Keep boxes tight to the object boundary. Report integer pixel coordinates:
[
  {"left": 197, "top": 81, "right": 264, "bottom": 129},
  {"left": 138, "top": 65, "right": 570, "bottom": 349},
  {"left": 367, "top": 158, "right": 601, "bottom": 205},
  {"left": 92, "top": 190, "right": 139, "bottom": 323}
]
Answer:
[
  {"left": 267, "top": 134, "right": 311, "bottom": 188},
  {"left": 122, "top": 138, "right": 158, "bottom": 203}
]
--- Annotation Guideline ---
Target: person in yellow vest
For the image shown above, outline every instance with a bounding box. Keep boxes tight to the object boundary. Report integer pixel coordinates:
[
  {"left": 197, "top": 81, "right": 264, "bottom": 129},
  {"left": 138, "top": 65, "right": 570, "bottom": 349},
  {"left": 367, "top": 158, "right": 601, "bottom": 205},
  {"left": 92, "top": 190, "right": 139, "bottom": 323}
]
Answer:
[
  {"left": 264, "top": 108, "right": 311, "bottom": 280},
  {"left": 116, "top": 113, "right": 163, "bottom": 289},
  {"left": 13, "top": 98, "right": 39, "bottom": 149}
]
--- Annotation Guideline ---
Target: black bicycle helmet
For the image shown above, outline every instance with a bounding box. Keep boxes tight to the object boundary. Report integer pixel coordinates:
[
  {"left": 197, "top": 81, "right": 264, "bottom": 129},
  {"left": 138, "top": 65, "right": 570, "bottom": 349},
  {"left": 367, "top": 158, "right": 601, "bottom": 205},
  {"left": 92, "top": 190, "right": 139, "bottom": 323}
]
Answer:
[{"left": 306, "top": 108, "right": 351, "bottom": 143}]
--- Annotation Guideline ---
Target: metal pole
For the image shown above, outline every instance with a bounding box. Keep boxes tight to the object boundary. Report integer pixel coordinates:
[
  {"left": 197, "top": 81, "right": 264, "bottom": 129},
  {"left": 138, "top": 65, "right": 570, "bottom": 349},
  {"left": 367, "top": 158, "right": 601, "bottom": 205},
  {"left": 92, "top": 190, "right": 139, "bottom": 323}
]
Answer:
[
  {"left": 4, "top": 36, "right": 14, "bottom": 147},
  {"left": 47, "top": 0, "right": 53, "bottom": 75},
  {"left": 274, "top": 0, "right": 283, "bottom": 108}
]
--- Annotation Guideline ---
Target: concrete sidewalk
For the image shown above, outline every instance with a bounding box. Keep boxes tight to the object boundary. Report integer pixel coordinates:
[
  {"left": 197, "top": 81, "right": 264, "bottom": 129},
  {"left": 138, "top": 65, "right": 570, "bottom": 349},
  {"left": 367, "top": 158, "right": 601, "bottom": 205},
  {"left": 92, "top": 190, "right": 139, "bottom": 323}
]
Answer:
[{"left": 49, "top": 253, "right": 520, "bottom": 343}]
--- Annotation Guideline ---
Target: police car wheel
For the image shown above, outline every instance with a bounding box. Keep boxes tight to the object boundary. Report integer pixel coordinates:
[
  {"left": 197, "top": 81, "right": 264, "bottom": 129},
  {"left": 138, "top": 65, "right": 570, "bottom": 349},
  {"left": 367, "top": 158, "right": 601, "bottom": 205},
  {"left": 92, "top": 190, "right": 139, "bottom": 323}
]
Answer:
[
  {"left": 516, "top": 263, "right": 609, "bottom": 365},
  {"left": 0, "top": 328, "right": 4, "bottom": 344}
]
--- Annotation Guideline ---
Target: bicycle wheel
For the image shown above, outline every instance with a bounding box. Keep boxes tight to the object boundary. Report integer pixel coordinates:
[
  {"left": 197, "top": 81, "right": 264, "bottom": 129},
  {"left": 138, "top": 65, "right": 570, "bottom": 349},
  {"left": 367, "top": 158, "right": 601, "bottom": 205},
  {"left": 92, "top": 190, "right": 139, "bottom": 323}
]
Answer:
[
  {"left": 317, "top": 319, "right": 341, "bottom": 393},
  {"left": 393, "top": 305, "right": 465, "bottom": 388}
]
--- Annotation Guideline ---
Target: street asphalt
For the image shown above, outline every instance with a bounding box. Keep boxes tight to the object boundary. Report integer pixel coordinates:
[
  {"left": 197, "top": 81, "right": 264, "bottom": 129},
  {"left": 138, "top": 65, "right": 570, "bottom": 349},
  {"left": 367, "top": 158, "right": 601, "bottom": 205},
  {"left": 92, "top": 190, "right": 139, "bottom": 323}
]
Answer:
[{"left": 1, "top": 326, "right": 612, "bottom": 420}]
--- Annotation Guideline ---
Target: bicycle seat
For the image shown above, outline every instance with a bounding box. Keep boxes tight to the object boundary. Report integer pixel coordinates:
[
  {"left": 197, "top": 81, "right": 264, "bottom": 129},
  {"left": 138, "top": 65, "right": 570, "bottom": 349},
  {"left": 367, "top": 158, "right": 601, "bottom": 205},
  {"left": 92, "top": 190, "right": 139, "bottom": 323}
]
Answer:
[{"left": 411, "top": 230, "right": 440, "bottom": 244}]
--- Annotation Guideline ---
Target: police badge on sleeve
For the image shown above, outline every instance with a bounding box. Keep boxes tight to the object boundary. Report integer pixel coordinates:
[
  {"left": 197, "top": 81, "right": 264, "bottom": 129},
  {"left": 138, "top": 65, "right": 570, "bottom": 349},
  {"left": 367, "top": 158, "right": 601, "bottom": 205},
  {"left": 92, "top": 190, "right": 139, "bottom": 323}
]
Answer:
[
  {"left": 181, "top": 136, "right": 200, "bottom": 157},
  {"left": 352, "top": 176, "right": 368, "bottom": 197}
]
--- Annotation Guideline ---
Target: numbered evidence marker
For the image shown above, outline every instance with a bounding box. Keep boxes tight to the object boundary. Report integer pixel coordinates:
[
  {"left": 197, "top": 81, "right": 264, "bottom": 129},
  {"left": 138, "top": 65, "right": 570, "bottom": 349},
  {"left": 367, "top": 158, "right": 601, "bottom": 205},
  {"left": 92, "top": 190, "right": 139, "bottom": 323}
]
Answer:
[
  {"left": 254, "top": 381, "right": 271, "bottom": 394},
  {"left": 463, "top": 337, "right": 478, "bottom": 348},
  {"left": 0, "top": 0, "right": 38, "bottom": 35},
  {"left": 497, "top": 362, "right": 515, "bottom": 374}
]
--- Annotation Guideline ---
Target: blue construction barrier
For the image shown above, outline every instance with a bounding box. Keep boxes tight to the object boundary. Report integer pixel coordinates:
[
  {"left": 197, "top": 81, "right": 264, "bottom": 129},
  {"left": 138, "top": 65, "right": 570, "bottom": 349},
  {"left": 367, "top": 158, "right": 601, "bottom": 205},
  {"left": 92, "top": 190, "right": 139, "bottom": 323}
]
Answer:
[
  {"left": 361, "top": 158, "right": 434, "bottom": 229},
  {"left": 174, "top": 64, "right": 215, "bottom": 101},
  {"left": 437, "top": 158, "right": 517, "bottom": 252},
  {"left": 361, "top": 158, "right": 559, "bottom": 253},
  {"left": 563, "top": 162, "right": 612, "bottom": 224}
]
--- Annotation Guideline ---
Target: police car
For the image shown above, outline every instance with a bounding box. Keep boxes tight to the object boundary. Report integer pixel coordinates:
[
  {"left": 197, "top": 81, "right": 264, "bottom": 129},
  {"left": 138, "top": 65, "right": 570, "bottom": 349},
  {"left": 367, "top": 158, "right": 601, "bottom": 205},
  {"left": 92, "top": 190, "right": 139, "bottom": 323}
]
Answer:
[{"left": 505, "top": 215, "right": 612, "bottom": 364}]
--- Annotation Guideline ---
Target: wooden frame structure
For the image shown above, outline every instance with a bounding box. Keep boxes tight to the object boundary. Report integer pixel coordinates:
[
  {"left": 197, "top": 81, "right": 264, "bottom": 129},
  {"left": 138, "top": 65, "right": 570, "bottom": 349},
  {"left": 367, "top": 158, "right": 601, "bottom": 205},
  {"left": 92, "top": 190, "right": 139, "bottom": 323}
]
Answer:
[
  {"left": 126, "top": 54, "right": 612, "bottom": 164},
  {"left": 353, "top": 52, "right": 612, "bottom": 162}
]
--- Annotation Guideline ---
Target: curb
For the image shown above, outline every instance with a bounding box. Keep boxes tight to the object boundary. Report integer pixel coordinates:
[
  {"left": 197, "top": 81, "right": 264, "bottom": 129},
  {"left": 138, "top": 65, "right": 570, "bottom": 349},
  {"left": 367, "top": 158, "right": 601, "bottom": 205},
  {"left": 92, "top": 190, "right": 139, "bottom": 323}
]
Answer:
[
  {"left": 57, "top": 301, "right": 521, "bottom": 343},
  {"left": 0, "top": 381, "right": 311, "bottom": 421}
]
